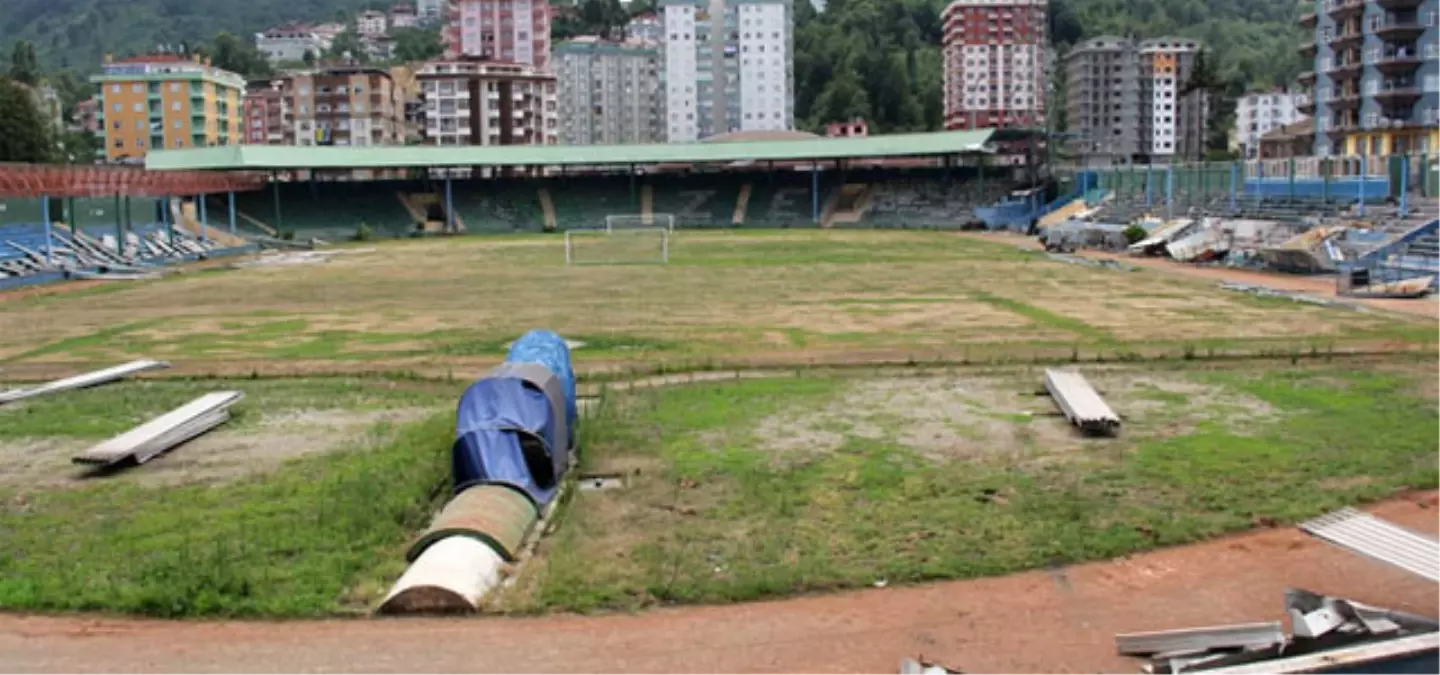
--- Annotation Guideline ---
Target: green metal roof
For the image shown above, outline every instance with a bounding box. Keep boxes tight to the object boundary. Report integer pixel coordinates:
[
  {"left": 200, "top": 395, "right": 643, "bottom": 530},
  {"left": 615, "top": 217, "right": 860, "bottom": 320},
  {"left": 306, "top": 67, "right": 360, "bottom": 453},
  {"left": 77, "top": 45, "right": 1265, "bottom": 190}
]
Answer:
[{"left": 144, "top": 129, "right": 996, "bottom": 171}]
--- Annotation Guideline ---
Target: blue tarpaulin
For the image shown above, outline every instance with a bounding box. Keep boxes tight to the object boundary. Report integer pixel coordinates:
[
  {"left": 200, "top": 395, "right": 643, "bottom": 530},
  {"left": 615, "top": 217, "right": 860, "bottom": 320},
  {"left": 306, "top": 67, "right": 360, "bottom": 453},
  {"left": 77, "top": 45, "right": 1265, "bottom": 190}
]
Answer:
[{"left": 451, "top": 330, "right": 578, "bottom": 508}]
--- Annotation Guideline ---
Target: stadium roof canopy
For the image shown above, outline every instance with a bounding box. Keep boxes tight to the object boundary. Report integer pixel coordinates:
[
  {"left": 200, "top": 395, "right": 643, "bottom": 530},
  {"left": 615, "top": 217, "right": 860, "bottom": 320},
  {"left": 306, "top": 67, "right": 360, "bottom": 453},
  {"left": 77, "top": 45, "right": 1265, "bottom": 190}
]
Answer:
[
  {"left": 0, "top": 163, "right": 265, "bottom": 198},
  {"left": 145, "top": 129, "right": 999, "bottom": 171}
]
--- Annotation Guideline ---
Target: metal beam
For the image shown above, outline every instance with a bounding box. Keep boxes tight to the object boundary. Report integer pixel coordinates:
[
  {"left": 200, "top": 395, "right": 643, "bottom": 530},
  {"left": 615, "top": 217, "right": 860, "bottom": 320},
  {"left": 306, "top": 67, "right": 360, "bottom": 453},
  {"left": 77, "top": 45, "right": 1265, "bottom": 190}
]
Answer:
[
  {"left": 1115, "top": 621, "right": 1284, "bottom": 656},
  {"left": 1198, "top": 632, "right": 1439, "bottom": 675},
  {"left": 1044, "top": 369, "right": 1121, "bottom": 436}
]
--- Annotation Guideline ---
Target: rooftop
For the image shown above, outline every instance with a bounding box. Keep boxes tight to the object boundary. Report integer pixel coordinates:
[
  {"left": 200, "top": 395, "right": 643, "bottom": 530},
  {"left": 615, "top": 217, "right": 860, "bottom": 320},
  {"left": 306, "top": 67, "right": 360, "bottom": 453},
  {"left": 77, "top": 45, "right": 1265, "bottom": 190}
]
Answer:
[{"left": 146, "top": 129, "right": 998, "bottom": 171}]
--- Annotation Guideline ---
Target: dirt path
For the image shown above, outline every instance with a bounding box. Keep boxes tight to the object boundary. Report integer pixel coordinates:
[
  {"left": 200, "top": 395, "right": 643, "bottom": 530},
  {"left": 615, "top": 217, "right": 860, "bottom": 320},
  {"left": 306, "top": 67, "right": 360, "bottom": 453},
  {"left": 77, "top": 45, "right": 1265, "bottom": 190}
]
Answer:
[
  {"left": 956, "top": 231, "right": 1439, "bottom": 319},
  {"left": 2, "top": 493, "right": 1435, "bottom": 674}
]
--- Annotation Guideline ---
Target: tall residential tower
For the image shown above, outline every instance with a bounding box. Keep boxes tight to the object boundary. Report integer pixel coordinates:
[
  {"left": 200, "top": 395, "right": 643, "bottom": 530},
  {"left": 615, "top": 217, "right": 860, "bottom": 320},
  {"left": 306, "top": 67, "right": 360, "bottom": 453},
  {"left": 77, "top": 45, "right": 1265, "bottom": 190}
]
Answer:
[
  {"left": 940, "top": 0, "right": 1048, "bottom": 132},
  {"left": 660, "top": 0, "right": 794, "bottom": 142}
]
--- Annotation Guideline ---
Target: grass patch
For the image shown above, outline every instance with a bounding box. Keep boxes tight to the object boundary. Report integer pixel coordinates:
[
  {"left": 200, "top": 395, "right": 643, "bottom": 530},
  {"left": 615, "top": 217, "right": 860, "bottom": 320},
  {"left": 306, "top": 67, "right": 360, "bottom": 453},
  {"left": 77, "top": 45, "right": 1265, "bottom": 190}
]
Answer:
[
  {"left": 0, "top": 375, "right": 459, "bottom": 616},
  {"left": 516, "top": 361, "right": 1438, "bottom": 613},
  {"left": 971, "top": 291, "right": 1113, "bottom": 342}
]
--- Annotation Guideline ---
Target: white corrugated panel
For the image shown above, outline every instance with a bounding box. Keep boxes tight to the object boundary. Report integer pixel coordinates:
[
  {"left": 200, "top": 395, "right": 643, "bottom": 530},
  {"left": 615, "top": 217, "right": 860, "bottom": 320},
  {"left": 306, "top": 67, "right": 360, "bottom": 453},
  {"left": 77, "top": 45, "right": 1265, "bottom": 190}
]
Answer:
[
  {"left": 1044, "top": 369, "right": 1120, "bottom": 434},
  {"left": 1300, "top": 507, "right": 1439, "bottom": 582}
]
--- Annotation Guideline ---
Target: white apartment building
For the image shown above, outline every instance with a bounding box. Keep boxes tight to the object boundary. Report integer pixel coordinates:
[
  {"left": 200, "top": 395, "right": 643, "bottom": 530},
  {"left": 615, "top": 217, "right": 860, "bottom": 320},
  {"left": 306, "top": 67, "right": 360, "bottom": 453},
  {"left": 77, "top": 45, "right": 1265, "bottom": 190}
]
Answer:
[
  {"left": 626, "top": 12, "right": 663, "bottom": 45},
  {"left": 418, "top": 0, "right": 447, "bottom": 24},
  {"left": 660, "top": 0, "right": 794, "bottom": 142},
  {"left": 1234, "top": 88, "right": 1304, "bottom": 159},
  {"left": 417, "top": 60, "right": 558, "bottom": 147},
  {"left": 445, "top": 0, "right": 551, "bottom": 70},
  {"left": 556, "top": 38, "right": 663, "bottom": 144},
  {"left": 254, "top": 24, "right": 334, "bottom": 63},
  {"left": 357, "top": 11, "right": 390, "bottom": 37},
  {"left": 391, "top": 4, "right": 419, "bottom": 28}
]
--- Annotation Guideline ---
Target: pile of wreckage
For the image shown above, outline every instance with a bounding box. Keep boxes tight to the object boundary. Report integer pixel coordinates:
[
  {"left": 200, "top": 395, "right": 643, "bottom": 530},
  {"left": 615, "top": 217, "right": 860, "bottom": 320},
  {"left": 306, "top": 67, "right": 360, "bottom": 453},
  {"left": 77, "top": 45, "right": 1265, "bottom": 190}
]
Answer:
[
  {"left": 1115, "top": 507, "right": 1439, "bottom": 674},
  {"left": 0, "top": 225, "right": 252, "bottom": 283},
  {"left": 0, "top": 360, "right": 243, "bottom": 470}
]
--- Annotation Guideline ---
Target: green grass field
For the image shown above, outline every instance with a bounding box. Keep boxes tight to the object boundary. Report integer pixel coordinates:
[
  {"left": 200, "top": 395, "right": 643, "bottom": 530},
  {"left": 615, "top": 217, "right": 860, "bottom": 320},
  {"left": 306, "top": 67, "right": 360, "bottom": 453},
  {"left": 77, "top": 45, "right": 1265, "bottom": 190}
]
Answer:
[{"left": 0, "top": 231, "right": 1435, "bottom": 617}]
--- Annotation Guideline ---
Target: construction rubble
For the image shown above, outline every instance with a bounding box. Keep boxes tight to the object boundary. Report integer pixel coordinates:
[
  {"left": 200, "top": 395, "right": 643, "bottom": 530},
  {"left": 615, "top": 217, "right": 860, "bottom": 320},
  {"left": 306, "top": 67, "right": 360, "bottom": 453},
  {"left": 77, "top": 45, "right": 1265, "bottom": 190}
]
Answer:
[{"left": 1116, "top": 589, "right": 1438, "bottom": 674}]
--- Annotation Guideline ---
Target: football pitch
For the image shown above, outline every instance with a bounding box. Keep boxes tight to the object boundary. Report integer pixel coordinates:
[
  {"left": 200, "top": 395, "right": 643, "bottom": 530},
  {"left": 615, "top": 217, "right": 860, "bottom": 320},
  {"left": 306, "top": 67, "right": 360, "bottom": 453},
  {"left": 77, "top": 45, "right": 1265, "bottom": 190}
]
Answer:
[{"left": 0, "top": 230, "right": 1434, "bottom": 617}]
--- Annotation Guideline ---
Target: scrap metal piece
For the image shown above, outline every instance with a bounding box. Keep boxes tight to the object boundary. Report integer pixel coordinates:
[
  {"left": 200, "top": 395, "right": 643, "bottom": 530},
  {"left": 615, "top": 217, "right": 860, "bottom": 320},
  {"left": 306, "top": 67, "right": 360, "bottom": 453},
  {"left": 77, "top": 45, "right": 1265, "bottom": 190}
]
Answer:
[
  {"left": 0, "top": 360, "right": 171, "bottom": 406},
  {"left": 900, "top": 657, "right": 961, "bottom": 674},
  {"left": 1196, "top": 632, "right": 1440, "bottom": 675},
  {"left": 72, "top": 391, "right": 244, "bottom": 466},
  {"left": 1044, "top": 369, "right": 1121, "bottom": 436},
  {"left": 1116, "top": 622, "right": 1285, "bottom": 656},
  {"left": 1289, "top": 606, "right": 1348, "bottom": 639},
  {"left": 1299, "top": 507, "right": 1440, "bottom": 582}
]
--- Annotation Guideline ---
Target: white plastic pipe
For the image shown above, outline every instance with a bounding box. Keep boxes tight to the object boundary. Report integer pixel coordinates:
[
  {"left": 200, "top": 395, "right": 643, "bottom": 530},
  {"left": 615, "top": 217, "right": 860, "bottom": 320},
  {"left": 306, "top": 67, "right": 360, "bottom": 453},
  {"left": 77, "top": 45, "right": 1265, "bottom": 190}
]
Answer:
[{"left": 377, "top": 535, "right": 505, "bottom": 614}]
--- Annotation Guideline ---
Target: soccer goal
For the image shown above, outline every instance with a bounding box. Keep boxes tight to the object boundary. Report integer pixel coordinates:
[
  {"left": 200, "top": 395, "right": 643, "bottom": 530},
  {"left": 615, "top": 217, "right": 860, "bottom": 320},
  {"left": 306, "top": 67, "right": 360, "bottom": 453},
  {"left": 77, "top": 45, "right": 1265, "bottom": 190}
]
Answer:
[
  {"left": 565, "top": 227, "right": 670, "bottom": 265},
  {"left": 605, "top": 213, "right": 676, "bottom": 232}
]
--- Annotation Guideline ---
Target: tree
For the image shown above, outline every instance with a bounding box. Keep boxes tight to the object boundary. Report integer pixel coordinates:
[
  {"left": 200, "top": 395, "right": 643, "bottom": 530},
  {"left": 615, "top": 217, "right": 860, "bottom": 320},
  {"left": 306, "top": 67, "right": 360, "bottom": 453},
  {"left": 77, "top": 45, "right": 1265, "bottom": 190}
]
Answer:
[
  {"left": 391, "top": 26, "right": 443, "bottom": 63},
  {"left": 327, "top": 28, "right": 370, "bottom": 64},
  {"left": 302, "top": 50, "right": 317, "bottom": 67},
  {"left": 8, "top": 40, "right": 40, "bottom": 86},
  {"left": 0, "top": 77, "right": 55, "bottom": 163},
  {"left": 198, "top": 31, "right": 274, "bottom": 77}
]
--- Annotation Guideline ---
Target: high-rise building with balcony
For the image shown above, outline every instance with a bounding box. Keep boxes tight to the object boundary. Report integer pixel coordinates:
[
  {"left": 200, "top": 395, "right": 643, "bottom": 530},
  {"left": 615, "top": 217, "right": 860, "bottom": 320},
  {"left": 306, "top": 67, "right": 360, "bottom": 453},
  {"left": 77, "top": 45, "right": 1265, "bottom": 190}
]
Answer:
[
  {"left": 91, "top": 54, "right": 245, "bottom": 162},
  {"left": 555, "top": 38, "right": 664, "bottom": 145},
  {"left": 1297, "top": 0, "right": 1439, "bottom": 156},
  {"left": 443, "top": 0, "right": 552, "bottom": 70},
  {"left": 416, "top": 59, "right": 558, "bottom": 146},
  {"left": 660, "top": 0, "right": 794, "bottom": 142},
  {"left": 1062, "top": 36, "right": 1207, "bottom": 164},
  {"left": 940, "top": 0, "right": 1048, "bottom": 132}
]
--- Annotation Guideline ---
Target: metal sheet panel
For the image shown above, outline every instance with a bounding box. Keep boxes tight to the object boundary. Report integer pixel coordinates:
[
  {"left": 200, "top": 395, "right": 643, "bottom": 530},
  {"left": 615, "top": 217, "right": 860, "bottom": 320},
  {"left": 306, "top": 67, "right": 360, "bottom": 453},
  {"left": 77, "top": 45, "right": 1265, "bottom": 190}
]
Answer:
[
  {"left": 1044, "top": 369, "right": 1121, "bottom": 436},
  {"left": 409, "top": 484, "right": 539, "bottom": 563},
  {"left": 0, "top": 360, "right": 171, "bottom": 405},
  {"left": 1115, "top": 621, "right": 1285, "bottom": 656},
  {"left": 1300, "top": 508, "right": 1440, "bottom": 582},
  {"left": 72, "top": 391, "right": 244, "bottom": 465}
]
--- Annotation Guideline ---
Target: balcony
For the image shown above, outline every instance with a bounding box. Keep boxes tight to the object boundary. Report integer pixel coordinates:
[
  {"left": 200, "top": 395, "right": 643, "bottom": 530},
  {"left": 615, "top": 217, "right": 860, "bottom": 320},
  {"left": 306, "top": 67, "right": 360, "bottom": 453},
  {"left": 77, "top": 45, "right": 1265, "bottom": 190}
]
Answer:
[
  {"left": 1375, "top": 51, "right": 1424, "bottom": 73},
  {"left": 1299, "top": 11, "right": 1317, "bottom": 28},
  {"left": 1376, "top": 0, "right": 1421, "bottom": 9},
  {"left": 1326, "top": 59, "right": 1364, "bottom": 77},
  {"left": 1326, "top": 0, "right": 1365, "bottom": 21},
  {"left": 1299, "top": 42, "right": 1318, "bottom": 59},
  {"left": 1298, "top": 98, "right": 1317, "bottom": 115},
  {"left": 1375, "top": 21, "right": 1426, "bottom": 42},
  {"left": 1331, "top": 90, "right": 1363, "bottom": 109},
  {"left": 1326, "top": 118, "right": 1360, "bottom": 136},
  {"left": 1373, "top": 85, "right": 1422, "bottom": 105},
  {"left": 1297, "top": 70, "right": 1318, "bottom": 85},
  {"left": 1330, "top": 30, "right": 1365, "bottom": 50}
]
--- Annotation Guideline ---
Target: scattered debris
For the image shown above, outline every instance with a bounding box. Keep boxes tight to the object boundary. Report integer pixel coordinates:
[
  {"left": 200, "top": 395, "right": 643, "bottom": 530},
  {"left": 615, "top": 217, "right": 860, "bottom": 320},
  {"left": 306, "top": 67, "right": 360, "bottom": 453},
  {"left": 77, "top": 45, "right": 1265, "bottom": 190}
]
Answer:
[
  {"left": 1046, "top": 253, "right": 1138, "bottom": 271},
  {"left": 1300, "top": 507, "right": 1440, "bottom": 582},
  {"left": 0, "top": 360, "right": 171, "bottom": 406},
  {"left": 1118, "top": 588, "right": 1439, "bottom": 674},
  {"left": 900, "top": 656, "right": 963, "bottom": 674},
  {"left": 577, "top": 473, "right": 624, "bottom": 491},
  {"left": 233, "top": 248, "right": 375, "bottom": 268},
  {"left": 72, "top": 391, "right": 244, "bottom": 467},
  {"left": 1218, "top": 283, "right": 1362, "bottom": 311},
  {"left": 1043, "top": 369, "right": 1121, "bottom": 436}
]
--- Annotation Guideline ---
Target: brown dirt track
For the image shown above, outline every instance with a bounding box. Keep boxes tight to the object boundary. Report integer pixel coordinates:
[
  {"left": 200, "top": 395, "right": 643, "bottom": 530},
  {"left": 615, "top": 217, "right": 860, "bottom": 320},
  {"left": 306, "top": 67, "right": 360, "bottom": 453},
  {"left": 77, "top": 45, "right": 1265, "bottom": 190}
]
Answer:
[{"left": 2, "top": 492, "right": 1435, "bottom": 674}]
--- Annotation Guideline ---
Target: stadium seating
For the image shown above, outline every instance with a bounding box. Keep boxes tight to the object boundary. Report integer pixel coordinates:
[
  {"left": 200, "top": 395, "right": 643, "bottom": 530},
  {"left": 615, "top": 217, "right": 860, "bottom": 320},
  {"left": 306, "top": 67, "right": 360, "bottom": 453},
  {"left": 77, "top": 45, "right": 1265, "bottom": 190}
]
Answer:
[
  {"left": 546, "top": 175, "right": 637, "bottom": 230},
  {"left": 646, "top": 174, "right": 744, "bottom": 228},
  {"left": 447, "top": 179, "right": 547, "bottom": 233},
  {"left": 228, "top": 182, "right": 415, "bottom": 241}
]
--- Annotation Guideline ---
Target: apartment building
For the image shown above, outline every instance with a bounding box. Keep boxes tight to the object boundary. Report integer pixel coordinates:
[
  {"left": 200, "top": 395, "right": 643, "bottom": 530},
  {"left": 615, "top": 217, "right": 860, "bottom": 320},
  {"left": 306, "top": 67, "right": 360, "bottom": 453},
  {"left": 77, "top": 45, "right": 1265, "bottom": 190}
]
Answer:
[
  {"left": 91, "top": 54, "right": 244, "bottom": 161},
  {"left": 1138, "top": 38, "right": 1207, "bottom": 162},
  {"left": 1234, "top": 88, "right": 1306, "bottom": 158},
  {"left": 627, "top": 12, "right": 664, "bottom": 45},
  {"left": 555, "top": 38, "right": 663, "bottom": 145},
  {"left": 940, "top": 0, "right": 1047, "bottom": 133},
  {"left": 391, "top": 4, "right": 419, "bottom": 28},
  {"left": 1297, "top": 0, "right": 1439, "bottom": 157},
  {"left": 443, "top": 0, "right": 552, "bottom": 70},
  {"left": 1064, "top": 35, "right": 1140, "bottom": 164},
  {"left": 418, "top": 0, "right": 448, "bottom": 24},
  {"left": 240, "top": 67, "right": 407, "bottom": 147},
  {"left": 660, "top": 0, "right": 794, "bottom": 142},
  {"left": 416, "top": 59, "right": 558, "bottom": 146},
  {"left": 255, "top": 23, "right": 333, "bottom": 63},
  {"left": 358, "top": 10, "right": 390, "bottom": 37}
]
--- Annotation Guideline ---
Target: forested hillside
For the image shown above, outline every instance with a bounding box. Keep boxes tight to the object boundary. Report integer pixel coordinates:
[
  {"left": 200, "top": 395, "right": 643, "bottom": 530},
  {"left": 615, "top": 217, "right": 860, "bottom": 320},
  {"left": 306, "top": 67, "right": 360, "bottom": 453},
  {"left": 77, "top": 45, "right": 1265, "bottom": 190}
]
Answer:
[{"left": 3, "top": 0, "right": 1305, "bottom": 141}]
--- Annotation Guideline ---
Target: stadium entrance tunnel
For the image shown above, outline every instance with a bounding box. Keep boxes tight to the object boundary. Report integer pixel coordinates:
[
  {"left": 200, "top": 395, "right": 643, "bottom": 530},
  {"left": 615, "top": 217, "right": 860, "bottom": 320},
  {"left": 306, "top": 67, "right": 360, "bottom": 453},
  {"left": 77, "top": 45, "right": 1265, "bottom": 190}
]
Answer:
[{"left": 379, "top": 329, "right": 577, "bottom": 614}]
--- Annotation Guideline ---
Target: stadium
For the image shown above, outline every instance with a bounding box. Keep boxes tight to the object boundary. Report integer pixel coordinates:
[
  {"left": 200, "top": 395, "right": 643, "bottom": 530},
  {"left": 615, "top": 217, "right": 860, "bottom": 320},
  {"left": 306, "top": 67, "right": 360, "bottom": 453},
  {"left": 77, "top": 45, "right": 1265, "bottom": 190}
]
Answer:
[{"left": 0, "top": 129, "right": 1437, "bottom": 672}]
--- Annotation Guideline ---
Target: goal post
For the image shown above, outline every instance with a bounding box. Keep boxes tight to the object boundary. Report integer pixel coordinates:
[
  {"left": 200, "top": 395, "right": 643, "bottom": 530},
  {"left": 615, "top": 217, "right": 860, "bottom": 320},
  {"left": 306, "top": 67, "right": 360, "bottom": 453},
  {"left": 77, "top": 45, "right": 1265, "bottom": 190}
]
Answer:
[
  {"left": 565, "top": 227, "right": 670, "bottom": 265},
  {"left": 606, "top": 213, "right": 675, "bottom": 232}
]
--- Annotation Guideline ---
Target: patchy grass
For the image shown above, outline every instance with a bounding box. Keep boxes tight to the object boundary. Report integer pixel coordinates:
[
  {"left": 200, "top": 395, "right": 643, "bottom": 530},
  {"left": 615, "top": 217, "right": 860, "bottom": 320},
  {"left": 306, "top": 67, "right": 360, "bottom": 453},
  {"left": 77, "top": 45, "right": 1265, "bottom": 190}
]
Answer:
[
  {"left": 507, "top": 360, "right": 1439, "bottom": 613},
  {"left": 0, "top": 378, "right": 458, "bottom": 617},
  {"left": 0, "top": 231, "right": 1428, "bottom": 369}
]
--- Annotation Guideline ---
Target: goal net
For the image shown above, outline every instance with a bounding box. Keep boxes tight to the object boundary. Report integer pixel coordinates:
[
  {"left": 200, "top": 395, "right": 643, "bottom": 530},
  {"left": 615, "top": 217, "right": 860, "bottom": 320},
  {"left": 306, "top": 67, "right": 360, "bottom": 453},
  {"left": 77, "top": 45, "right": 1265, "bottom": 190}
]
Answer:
[
  {"left": 606, "top": 213, "right": 675, "bottom": 232},
  {"left": 565, "top": 228, "right": 670, "bottom": 265}
]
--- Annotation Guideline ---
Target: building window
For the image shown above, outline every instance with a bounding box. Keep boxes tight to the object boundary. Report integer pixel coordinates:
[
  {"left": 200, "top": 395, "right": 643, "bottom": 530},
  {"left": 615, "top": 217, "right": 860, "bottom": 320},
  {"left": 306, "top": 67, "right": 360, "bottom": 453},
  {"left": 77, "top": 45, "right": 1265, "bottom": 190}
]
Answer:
[
  {"left": 132, "top": 84, "right": 143, "bottom": 93},
  {"left": 170, "top": 82, "right": 181, "bottom": 92},
  {"left": 133, "top": 103, "right": 143, "bottom": 112},
  {"left": 173, "top": 120, "right": 182, "bottom": 129}
]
